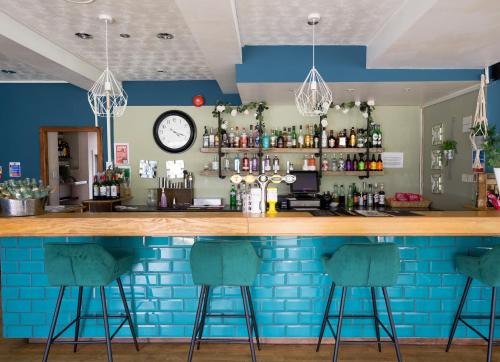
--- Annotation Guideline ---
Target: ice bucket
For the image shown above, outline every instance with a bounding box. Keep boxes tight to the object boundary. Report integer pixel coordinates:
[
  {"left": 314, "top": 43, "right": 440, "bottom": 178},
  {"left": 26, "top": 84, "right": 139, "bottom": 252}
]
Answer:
[{"left": 0, "top": 197, "right": 47, "bottom": 217}]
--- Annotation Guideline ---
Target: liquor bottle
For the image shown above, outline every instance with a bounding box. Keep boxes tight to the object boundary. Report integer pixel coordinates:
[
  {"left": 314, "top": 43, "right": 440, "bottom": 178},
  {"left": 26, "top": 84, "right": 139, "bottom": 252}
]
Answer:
[
  {"left": 234, "top": 126, "right": 240, "bottom": 148},
  {"left": 370, "top": 154, "right": 377, "bottom": 171},
  {"left": 375, "top": 124, "right": 383, "bottom": 148},
  {"left": 345, "top": 154, "right": 352, "bottom": 171},
  {"left": 321, "top": 127, "right": 328, "bottom": 148},
  {"left": 346, "top": 184, "right": 354, "bottom": 209},
  {"left": 348, "top": 127, "right": 357, "bottom": 148},
  {"left": 248, "top": 125, "right": 254, "bottom": 147},
  {"left": 229, "top": 184, "right": 237, "bottom": 209},
  {"left": 291, "top": 126, "right": 297, "bottom": 148},
  {"left": 254, "top": 124, "right": 260, "bottom": 148},
  {"left": 338, "top": 153, "right": 345, "bottom": 171},
  {"left": 359, "top": 182, "right": 366, "bottom": 208},
  {"left": 262, "top": 130, "right": 270, "bottom": 149},
  {"left": 338, "top": 129, "right": 347, "bottom": 148},
  {"left": 224, "top": 156, "right": 230, "bottom": 171},
  {"left": 376, "top": 154, "right": 384, "bottom": 171},
  {"left": 234, "top": 154, "right": 240, "bottom": 173},
  {"left": 358, "top": 155, "right": 366, "bottom": 171},
  {"left": 269, "top": 129, "right": 276, "bottom": 148},
  {"left": 242, "top": 153, "right": 250, "bottom": 171},
  {"left": 331, "top": 154, "right": 338, "bottom": 172},
  {"left": 308, "top": 154, "right": 317, "bottom": 170},
  {"left": 328, "top": 130, "right": 335, "bottom": 148},
  {"left": 105, "top": 175, "right": 111, "bottom": 199},
  {"left": 313, "top": 125, "right": 320, "bottom": 148},
  {"left": 332, "top": 184, "right": 339, "bottom": 204},
  {"left": 367, "top": 184, "right": 374, "bottom": 208},
  {"left": 240, "top": 128, "right": 248, "bottom": 148},
  {"left": 286, "top": 127, "right": 292, "bottom": 148},
  {"left": 352, "top": 154, "right": 358, "bottom": 171},
  {"left": 251, "top": 154, "right": 259, "bottom": 172},
  {"left": 222, "top": 128, "right": 228, "bottom": 147},
  {"left": 110, "top": 174, "right": 118, "bottom": 199},
  {"left": 228, "top": 127, "right": 235, "bottom": 148},
  {"left": 304, "top": 125, "right": 311, "bottom": 148},
  {"left": 209, "top": 127, "right": 215, "bottom": 148},
  {"left": 92, "top": 175, "right": 100, "bottom": 200},
  {"left": 214, "top": 128, "right": 220, "bottom": 148},
  {"left": 264, "top": 155, "right": 271, "bottom": 172},
  {"left": 298, "top": 125, "right": 305, "bottom": 148},
  {"left": 302, "top": 154, "right": 309, "bottom": 171},
  {"left": 115, "top": 175, "right": 121, "bottom": 198},
  {"left": 339, "top": 185, "right": 346, "bottom": 207},
  {"left": 353, "top": 183, "right": 359, "bottom": 207},
  {"left": 357, "top": 129, "right": 365, "bottom": 148},
  {"left": 99, "top": 175, "right": 107, "bottom": 199},
  {"left": 321, "top": 155, "right": 329, "bottom": 171},
  {"left": 373, "top": 183, "right": 379, "bottom": 206},
  {"left": 212, "top": 156, "right": 219, "bottom": 171},
  {"left": 272, "top": 155, "right": 280, "bottom": 173},
  {"left": 378, "top": 183, "right": 386, "bottom": 207},
  {"left": 277, "top": 130, "right": 284, "bottom": 148},
  {"left": 203, "top": 127, "right": 209, "bottom": 148},
  {"left": 281, "top": 127, "right": 287, "bottom": 147}
]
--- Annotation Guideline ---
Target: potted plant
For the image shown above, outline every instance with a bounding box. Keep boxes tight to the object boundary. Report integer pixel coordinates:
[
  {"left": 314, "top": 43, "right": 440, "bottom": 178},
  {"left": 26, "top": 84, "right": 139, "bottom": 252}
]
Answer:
[
  {"left": 483, "top": 127, "right": 500, "bottom": 185},
  {"left": 441, "top": 140, "right": 457, "bottom": 161}
]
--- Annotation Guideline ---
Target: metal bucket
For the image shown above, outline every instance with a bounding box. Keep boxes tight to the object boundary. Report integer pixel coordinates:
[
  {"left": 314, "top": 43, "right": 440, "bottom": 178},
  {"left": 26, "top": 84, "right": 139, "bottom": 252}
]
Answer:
[{"left": 0, "top": 197, "right": 47, "bottom": 217}]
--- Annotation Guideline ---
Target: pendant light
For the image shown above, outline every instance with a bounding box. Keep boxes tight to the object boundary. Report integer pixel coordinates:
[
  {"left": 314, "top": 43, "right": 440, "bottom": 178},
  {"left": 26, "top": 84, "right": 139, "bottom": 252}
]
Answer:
[
  {"left": 88, "top": 14, "right": 127, "bottom": 166},
  {"left": 295, "top": 13, "right": 333, "bottom": 117}
]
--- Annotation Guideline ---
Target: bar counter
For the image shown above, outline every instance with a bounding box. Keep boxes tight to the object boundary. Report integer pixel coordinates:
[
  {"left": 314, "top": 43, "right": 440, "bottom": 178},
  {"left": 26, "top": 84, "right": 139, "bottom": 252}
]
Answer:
[{"left": 0, "top": 210, "right": 499, "bottom": 237}]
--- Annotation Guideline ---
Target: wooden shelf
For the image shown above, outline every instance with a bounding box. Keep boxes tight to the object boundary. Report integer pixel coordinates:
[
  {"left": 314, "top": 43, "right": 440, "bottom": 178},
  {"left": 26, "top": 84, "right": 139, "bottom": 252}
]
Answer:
[
  {"left": 199, "top": 170, "right": 384, "bottom": 177},
  {"left": 200, "top": 147, "right": 384, "bottom": 154}
]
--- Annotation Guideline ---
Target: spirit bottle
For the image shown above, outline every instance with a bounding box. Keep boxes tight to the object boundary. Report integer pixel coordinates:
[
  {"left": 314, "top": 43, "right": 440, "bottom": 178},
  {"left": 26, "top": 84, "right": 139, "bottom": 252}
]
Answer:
[
  {"left": 298, "top": 125, "right": 304, "bottom": 148},
  {"left": 358, "top": 155, "right": 366, "bottom": 171},
  {"left": 321, "top": 127, "right": 328, "bottom": 148},
  {"left": 291, "top": 126, "right": 297, "bottom": 148},
  {"left": 367, "top": 184, "right": 374, "bottom": 208},
  {"left": 93, "top": 175, "right": 100, "bottom": 200},
  {"left": 209, "top": 127, "right": 215, "bottom": 148},
  {"left": 349, "top": 127, "right": 357, "bottom": 148},
  {"left": 338, "top": 153, "right": 345, "bottom": 171},
  {"left": 248, "top": 125, "right": 254, "bottom": 147},
  {"left": 251, "top": 154, "right": 259, "bottom": 172},
  {"left": 378, "top": 183, "right": 386, "bottom": 207},
  {"left": 270, "top": 129, "right": 277, "bottom": 148},
  {"left": 339, "top": 184, "right": 346, "bottom": 207},
  {"left": 345, "top": 154, "right": 353, "bottom": 171},
  {"left": 376, "top": 154, "right": 384, "bottom": 171},
  {"left": 331, "top": 154, "right": 338, "bottom": 172},
  {"left": 328, "top": 130, "right": 335, "bottom": 148},
  {"left": 242, "top": 153, "right": 250, "bottom": 172},
  {"left": 229, "top": 184, "right": 237, "bottom": 209},
  {"left": 338, "top": 129, "right": 347, "bottom": 148},
  {"left": 203, "top": 127, "right": 209, "bottom": 148},
  {"left": 264, "top": 155, "right": 271, "bottom": 172},
  {"left": 254, "top": 124, "right": 260, "bottom": 147},
  {"left": 321, "top": 155, "right": 329, "bottom": 171},
  {"left": 286, "top": 127, "right": 292, "bottom": 148},
  {"left": 272, "top": 155, "right": 280, "bottom": 173},
  {"left": 234, "top": 126, "right": 240, "bottom": 148},
  {"left": 353, "top": 154, "right": 358, "bottom": 171},
  {"left": 240, "top": 128, "right": 248, "bottom": 148},
  {"left": 359, "top": 182, "right": 366, "bottom": 208},
  {"left": 233, "top": 154, "right": 240, "bottom": 173},
  {"left": 262, "top": 130, "right": 270, "bottom": 149},
  {"left": 313, "top": 125, "right": 319, "bottom": 148},
  {"left": 228, "top": 127, "right": 235, "bottom": 147},
  {"left": 370, "top": 154, "right": 377, "bottom": 171},
  {"left": 373, "top": 183, "right": 379, "bottom": 206},
  {"left": 304, "top": 125, "right": 311, "bottom": 148}
]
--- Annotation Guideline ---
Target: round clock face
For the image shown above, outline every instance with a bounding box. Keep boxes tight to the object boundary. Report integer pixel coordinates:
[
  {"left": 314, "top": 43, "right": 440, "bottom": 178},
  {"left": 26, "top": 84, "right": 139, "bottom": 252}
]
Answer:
[{"left": 153, "top": 110, "right": 196, "bottom": 153}]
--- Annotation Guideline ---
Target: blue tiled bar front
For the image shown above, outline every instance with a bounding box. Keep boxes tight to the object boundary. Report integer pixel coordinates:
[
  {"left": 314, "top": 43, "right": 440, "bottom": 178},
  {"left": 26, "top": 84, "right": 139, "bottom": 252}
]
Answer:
[{"left": 1, "top": 236, "right": 499, "bottom": 340}]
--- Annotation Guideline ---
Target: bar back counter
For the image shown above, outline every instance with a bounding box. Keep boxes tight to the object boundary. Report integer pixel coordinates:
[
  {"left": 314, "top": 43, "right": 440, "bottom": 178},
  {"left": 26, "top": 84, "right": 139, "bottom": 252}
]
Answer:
[{"left": 0, "top": 211, "right": 499, "bottom": 344}]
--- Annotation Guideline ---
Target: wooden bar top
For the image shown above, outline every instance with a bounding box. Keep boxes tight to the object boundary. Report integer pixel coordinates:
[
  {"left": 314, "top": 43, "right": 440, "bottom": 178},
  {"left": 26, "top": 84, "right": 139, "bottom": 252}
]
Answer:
[{"left": 0, "top": 210, "right": 499, "bottom": 237}]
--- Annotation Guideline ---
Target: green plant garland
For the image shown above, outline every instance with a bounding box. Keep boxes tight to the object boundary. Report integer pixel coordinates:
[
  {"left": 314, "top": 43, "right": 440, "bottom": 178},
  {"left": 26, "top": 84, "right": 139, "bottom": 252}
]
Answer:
[
  {"left": 212, "top": 101, "right": 269, "bottom": 123},
  {"left": 330, "top": 101, "right": 376, "bottom": 124}
]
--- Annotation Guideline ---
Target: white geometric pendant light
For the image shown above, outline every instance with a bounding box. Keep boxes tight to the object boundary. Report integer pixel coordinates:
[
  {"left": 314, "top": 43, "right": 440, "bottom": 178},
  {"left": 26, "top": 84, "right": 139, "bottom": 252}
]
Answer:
[
  {"left": 295, "top": 13, "right": 333, "bottom": 117},
  {"left": 88, "top": 14, "right": 127, "bottom": 166}
]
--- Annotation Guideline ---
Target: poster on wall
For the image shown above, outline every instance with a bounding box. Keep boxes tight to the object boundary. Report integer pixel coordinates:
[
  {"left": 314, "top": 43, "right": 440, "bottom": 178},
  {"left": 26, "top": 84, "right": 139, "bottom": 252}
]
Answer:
[
  {"left": 472, "top": 150, "right": 485, "bottom": 173},
  {"left": 381, "top": 152, "right": 404, "bottom": 168},
  {"left": 114, "top": 143, "right": 129, "bottom": 165},
  {"left": 8, "top": 162, "right": 21, "bottom": 178},
  {"left": 139, "top": 160, "right": 157, "bottom": 178}
]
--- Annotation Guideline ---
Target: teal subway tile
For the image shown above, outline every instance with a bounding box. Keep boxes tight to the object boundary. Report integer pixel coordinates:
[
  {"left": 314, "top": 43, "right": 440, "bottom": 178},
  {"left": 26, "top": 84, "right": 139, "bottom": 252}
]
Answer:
[
  {"left": 442, "top": 274, "right": 466, "bottom": 286},
  {"left": 274, "top": 261, "right": 300, "bottom": 272},
  {"left": 183, "top": 299, "right": 201, "bottom": 313},
  {"left": 149, "top": 287, "right": 172, "bottom": 299},
  {"left": 351, "top": 288, "right": 371, "bottom": 298},
  {"left": 397, "top": 273, "right": 416, "bottom": 285},
  {"left": 137, "top": 325, "right": 160, "bottom": 337},
  {"left": 172, "top": 261, "right": 191, "bottom": 273},
  {"left": 6, "top": 299, "right": 30, "bottom": 313},
  {"left": 21, "top": 313, "right": 46, "bottom": 325},
  {"left": 418, "top": 248, "right": 443, "bottom": 260},
  {"left": 388, "top": 299, "right": 413, "bottom": 312},
  {"left": 403, "top": 261, "right": 429, "bottom": 273},
  {"left": 273, "top": 237, "right": 299, "bottom": 247},
  {"left": 30, "top": 248, "right": 44, "bottom": 261},
  {"left": 6, "top": 274, "right": 30, "bottom": 287},
  {"left": 148, "top": 312, "right": 173, "bottom": 324},
  {"left": 19, "top": 261, "right": 44, "bottom": 273},
  {"left": 416, "top": 273, "right": 441, "bottom": 286},
  {"left": 172, "top": 286, "right": 198, "bottom": 298},
  {"left": 172, "top": 312, "right": 195, "bottom": 324},
  {"left": 6, "top": 326, "right": 32, "bottom": 338},
  {"left": 6, "top": 248, "right": 30, "bottom": 261},
  {"left": 1, "top": 261, "right": 18, "bottom": 273},
  {"left": 209, "top": 298, "right": 234, "bottom": 311},
  {"left": 286, "top": 299, "right": 311, "bottom": 312},
  {"left": 147, "top": 262, "right": 171, "bottom": 272},
  {"left": 415, "top": 325, "right": 442, "bottom": 337},
  {"left": 287, "top": 247, "right": 313, "bottom": 260},
  {"left": 2, "top": 287, "right": 19, "bottom": 299},
  {"left": 3, "top": 313, "right": 20, "bottom": 325},
  {"left": 259, "top": 262, "right": 273, "bottom": 273},
  {"left": 274, "top": 287, "right": 298, "bottom": 298},
  {"left": 134, "top": 274, "right": 158, "bottom": 286},
  {"left": 298, "top": 312, "right": 323, "bottom": 324},
  {"left": 430, "top": 237, "right": 455, "bottom": 246},
  {"left": 428, "top": 312, "right": 454, "bottom": 325},
  {"left": 159, "top": 248, "right": 186, "bottom": 259},
  {"left": 260, "top": 274, "right": 285, "bottom": 287},
  {"left": 300, "top": 286, "right": 323, "bottom": 298},
  {"left": 404, "top": 312, "right": 429, "bottom": 324},
  {"left": 430, "top": 287, "right": 456, "bottom": 299},
  {"left": 416, "top": 299, "right": 441, "bottom": 313},
  {"left": 209, "top": 325, "right": 235, "bottom": 337},
  {"left": 262, "top": 325, "right": 285, "bottom": 337},
  {"left": 275, "top": 313, "right": 299, "bottom": 324},
  {"left": 131, "top": 262, "right": 145, "bottom": 272},
  {"left": 261, "top": 248, "right": 286, "bottom": 260},
  {"left": 146, "top": 237, "right": 171, "bottom": 246},
  {"left": 18, "top": 237, "right": 43, "bottom": 247},
  {"left": 430, "top": 261, "right": 455, "bottom": 273},
  {"left": 300, "top": 261, "right": 323, "bottom": 273},
  {"left": 1, "top": 238, "right": 17, "bottom": 247},
  {"left": 160, "top": 299, "right": 183, "bottom": 311},
  {"left": 170, "top": 237, "right": 195, "bottom": 246},
  {"left": 20, "top": 287, "right": 44, "bottom": 299},
  {"left": 252, "top": 287, "right": 273, "bottom": 299},
  {"left": 405, "top": 237, "right": 430, "bottom": 247},
  {"left": 286, "top": 273, "right": 312, "bottom": 286},
  {"left": 255, "top": 312, "right": 273, "bottom": 324},
  {"left": 286, "top": 325, "right": 311, "bottom": 337},
  {"left": 399, "top": 247, "right": 417, "bottom": 260},
  {"left": 395, "top": 325, "right": 415, "bottom": 337},
  {"left": 404, "top": 287, "right": 429, "bottom": 299},
  {"left": 261, "top": 299, "right": 285, "bottom": 312}
]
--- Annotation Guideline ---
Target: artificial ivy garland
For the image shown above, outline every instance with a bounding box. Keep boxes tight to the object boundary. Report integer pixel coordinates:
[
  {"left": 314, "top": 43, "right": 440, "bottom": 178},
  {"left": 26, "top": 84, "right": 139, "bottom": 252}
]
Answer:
[
  {"left": 212, "top": 101, "right": 269, "bottom": 130},
  {"left": 330, "top": 100, "right": 376, "bottom": 123}
]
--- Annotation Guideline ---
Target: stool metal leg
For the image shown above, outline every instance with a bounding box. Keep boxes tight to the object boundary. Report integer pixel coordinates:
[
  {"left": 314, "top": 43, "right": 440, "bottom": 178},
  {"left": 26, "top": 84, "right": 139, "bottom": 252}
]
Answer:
[
  {"left": 487, "top": 287, "right": 496, "bottom": 362},
  {"left": 42, "top": 286, "right": 65, "bottom": 362},
  {"left": 197, "top": 286, "right": 210, "bottom": 350},
  {"left": 446, "top": 277, "right": 472, "bottom": 352},
  {"left": 117, "top": 278, "right": 139, "bottom": 352},
  {"left": 73, "top": 286, "right": 83, "bottom": 353},
  {"left": 241, "top": 286, "right": 256, "bottom": 362},
  {"left": 188, "top": 285, "right": 206, "bottom": 362},
  {"left": 333, "top": 287, "right": 347, "bottom": 362},
  {"left": 371, "top": 287, "right": 382, "bottom": 352},
  {"left": 100, "top": 286, "right": 113, "bottom": 362},
  {"left": 246, "top": 286, "right": 261, "bottom": 351},
  {"left": 317, "top": 282, "right": 335, "bottom": 352},
  {"left": 382, "top": 287, "right": 402, "bottom": 362}
]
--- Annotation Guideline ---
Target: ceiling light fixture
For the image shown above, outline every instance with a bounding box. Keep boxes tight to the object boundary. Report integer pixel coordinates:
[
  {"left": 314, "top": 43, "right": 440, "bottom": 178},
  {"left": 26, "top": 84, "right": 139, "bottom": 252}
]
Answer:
[
  {"left": 345, "top": 88, "right": 356, "bottom": 92},
  {"left": 157, "top": 70, "right": 166, "bottom": 73},
  {"left": 295, "top": 13, "right": 332, "bottom": 117},
  {"left": 119, "top": 33, "right": 130, "bottom": 38},
  {"left": 156, "top": 33, "right": 174, "bottom": 40},
  {"left": 75, "top": 32, "right": 93, "bottom": 39},
  {"left": 88, "top": 14, "right": 127, "bottom": 167},
  {"left": 1, "top": 69, "right": 17, "bottom": 74}
]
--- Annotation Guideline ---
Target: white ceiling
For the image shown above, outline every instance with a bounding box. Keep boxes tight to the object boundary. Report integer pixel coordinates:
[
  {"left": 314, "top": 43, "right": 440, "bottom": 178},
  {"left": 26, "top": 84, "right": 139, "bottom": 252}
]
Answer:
[
  {"left": 236, "top": 0, "right": 404, "bottom": 45},
  {"left": 0, "top": 53, "right": 56, "bottom": 80},
  {"left": 237, "top": 81, "right": 478, "bottom": 106}
]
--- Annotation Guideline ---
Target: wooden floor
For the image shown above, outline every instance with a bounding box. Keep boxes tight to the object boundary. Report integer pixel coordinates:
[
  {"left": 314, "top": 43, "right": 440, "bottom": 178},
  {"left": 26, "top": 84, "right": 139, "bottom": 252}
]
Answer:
[{"left": 0, "top": 340, "right": 495, "bottom": 361}]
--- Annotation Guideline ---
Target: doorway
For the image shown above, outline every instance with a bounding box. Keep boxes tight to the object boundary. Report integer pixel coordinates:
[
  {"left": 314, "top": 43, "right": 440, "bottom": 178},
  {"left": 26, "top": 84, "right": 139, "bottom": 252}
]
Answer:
[{"left": 40, "top": 127, "right": 103, "bottom": 206}]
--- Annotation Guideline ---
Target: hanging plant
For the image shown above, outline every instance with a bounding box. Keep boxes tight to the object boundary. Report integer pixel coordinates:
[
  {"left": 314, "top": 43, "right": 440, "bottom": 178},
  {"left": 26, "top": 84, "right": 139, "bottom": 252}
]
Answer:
[{"left": 441, "top": 140, "right": 458, "bottom": 162}]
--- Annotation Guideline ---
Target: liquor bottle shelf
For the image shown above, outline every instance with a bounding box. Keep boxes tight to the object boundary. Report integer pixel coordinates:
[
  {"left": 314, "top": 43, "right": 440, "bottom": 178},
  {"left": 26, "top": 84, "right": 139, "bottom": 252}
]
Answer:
[
  {"left": 199, "top": 147, "right": 384, "bottom": 154},
  {"left": 199, "top": 170, "right": 385, "bottom": 177}
]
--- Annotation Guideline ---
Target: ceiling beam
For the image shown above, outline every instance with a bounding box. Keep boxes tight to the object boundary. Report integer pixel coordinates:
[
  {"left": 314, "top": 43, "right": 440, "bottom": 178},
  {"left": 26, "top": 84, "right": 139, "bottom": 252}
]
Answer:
[
  {"left": 366, "top": 0, "right": 438, "bottom": 68},
  {"left": 175, "top": 0, "right": 242, "bottom": 94},
  {"left": 0, "top": 11, "right": 101, "bottom": 89}
]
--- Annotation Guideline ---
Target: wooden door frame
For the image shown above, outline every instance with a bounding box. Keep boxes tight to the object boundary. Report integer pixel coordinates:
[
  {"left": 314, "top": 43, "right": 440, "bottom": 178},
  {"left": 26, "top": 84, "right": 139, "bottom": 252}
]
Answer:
[{"left": 40, "top": 126, "right": 103, "bottom": 186}]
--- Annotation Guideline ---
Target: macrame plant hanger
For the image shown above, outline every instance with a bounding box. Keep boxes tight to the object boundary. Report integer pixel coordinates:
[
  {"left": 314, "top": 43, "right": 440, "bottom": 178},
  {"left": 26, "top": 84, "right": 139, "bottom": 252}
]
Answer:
[{"left": 470, "top": 73, "right": 489, "bottom": 171}]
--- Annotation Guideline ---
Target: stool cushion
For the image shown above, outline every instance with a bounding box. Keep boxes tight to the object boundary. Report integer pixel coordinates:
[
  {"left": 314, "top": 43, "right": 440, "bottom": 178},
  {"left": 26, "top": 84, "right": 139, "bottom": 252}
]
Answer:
[
  {"left": 322, "top": 243, "right": 400, "bottom": 287},
  {"left": 190, "top": 241, "right": 261, "bottom": 287},
  {"left": 456, "top": 246, "right": 500, "bottom": 287},
  {"left": 44, "top": 243, "right": 133, "bottom": 287}
]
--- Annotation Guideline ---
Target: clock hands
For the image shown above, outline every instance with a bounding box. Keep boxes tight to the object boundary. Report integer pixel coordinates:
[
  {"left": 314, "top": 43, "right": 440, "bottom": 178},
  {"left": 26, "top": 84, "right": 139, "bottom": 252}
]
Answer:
[{"left": 169, "top": 128, "right": 187, "bottom": 138}]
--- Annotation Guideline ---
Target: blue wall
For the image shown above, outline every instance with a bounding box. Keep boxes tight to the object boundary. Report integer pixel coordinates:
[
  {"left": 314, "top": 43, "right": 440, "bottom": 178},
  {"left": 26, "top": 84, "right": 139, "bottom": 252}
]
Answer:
[
  {"left": 488, "top": 79, "right": 500, "bottom": 130},
  {"left": 1, "top": 236, "right": 500, "bottom": 339}
]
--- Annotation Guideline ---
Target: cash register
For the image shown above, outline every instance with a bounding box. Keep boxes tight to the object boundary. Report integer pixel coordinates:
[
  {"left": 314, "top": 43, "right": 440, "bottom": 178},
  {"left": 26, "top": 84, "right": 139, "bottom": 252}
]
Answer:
[{"left": 280, "top": 171, "right": 321, "bottom": 210}]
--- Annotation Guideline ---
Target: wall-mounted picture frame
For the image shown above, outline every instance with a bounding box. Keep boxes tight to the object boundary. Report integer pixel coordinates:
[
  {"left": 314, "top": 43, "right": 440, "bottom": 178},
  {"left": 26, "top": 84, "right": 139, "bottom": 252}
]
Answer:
[
  {"left": 431, "top": 173, "right": 443, "bottom": 194},
  {"left": 432, "top": 124, "right": 443, "bottom": 145},
  {"left": 139, "top": 160, "right": 158, "bottom": 178},
  {"left": 431, "top": 150, "right": 443, "bottom": 170}
]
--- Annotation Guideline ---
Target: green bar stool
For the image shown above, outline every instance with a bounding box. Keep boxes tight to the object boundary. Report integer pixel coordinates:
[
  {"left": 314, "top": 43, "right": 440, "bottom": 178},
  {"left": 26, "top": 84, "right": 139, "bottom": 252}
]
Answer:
[
  {"left": 317, "top": 243, "right": 402, "bottom": 362},
  {"left": 188, "top": 241, "right": 262, "bottom": 362},
  {"left": 447, "top": 246, "right": 500, "bottom": 362},
  {"left": 42, "top": 243, "right": 139, "bottom": 362}
]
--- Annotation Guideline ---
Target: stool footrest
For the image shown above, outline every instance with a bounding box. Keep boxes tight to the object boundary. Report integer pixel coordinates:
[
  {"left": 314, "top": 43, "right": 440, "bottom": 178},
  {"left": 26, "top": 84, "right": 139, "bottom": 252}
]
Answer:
[
  {"left": 205, "top": 313, "right": 246, "bottom": 318},
  {"left": 195, "top": 337, "right": 255, "bottom": 344},
  {"left": 326, "top": 314, "right": 395, "bottom": 344}
]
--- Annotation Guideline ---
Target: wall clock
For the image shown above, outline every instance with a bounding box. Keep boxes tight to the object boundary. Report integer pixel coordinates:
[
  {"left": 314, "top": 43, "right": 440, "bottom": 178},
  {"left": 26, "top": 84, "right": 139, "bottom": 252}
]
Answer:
[{"left": 153, "top": 110, "right": 196, "bottom": 153}]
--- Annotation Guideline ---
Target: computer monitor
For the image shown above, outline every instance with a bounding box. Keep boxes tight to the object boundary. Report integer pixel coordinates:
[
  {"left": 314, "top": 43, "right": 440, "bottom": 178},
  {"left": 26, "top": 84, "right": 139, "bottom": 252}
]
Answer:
[{"left": 289, "top": 171, "right": 319, "bottom": 194}]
